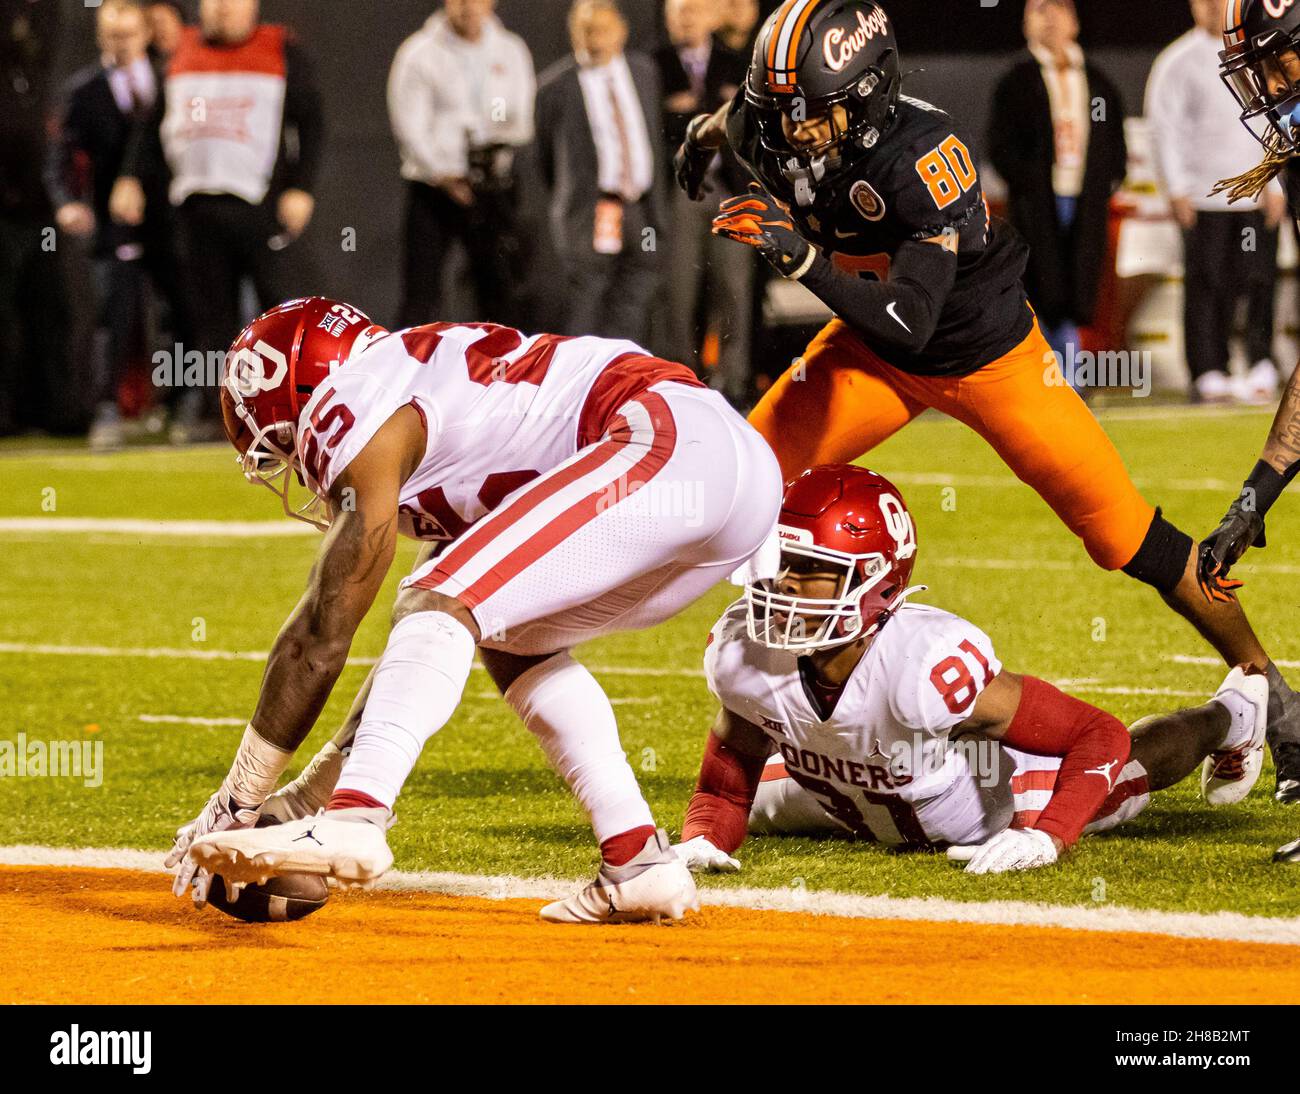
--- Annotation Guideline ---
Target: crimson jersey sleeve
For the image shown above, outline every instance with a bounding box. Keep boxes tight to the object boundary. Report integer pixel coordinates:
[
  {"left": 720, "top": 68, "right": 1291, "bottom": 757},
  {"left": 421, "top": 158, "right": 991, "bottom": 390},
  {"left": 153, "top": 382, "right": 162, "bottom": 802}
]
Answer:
[{"left": 886, "top": 608, "right": 1002, "bottom": 735}]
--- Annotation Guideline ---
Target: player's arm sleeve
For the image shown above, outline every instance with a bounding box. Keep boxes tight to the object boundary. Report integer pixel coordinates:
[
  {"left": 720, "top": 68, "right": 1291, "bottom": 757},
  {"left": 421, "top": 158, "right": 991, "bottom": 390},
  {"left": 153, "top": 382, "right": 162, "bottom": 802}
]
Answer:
[
  {"left": 684, "top": 609, "right": 774, "bottom": 852},
  {"left": 297, "top": 370, "right": 411, "bottom": 497},
  {"left": 794, "top": 237, "right": 958, "bottom": 356},
  {"left": 995, "top": 677, "right": 1131, "bottom": 849},
  {"left": 890, "top": 616, "right": 1003, "bottom": 736}
]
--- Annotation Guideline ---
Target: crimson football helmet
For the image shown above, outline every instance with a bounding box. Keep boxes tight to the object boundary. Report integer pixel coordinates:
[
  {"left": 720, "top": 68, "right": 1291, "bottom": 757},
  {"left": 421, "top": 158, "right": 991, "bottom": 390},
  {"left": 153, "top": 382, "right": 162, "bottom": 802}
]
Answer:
[
  {"left": 747, "top": 464, "right": 921, "bottom": 651},
  {"left": 220, "top": 297, "right": 387, "bottom": 528},
  {"left": 746, "top": 0, "right": 901, "bottom": 203},
  {"left": 1221, "top": 0, "right": 1300, "bottom": 155}
]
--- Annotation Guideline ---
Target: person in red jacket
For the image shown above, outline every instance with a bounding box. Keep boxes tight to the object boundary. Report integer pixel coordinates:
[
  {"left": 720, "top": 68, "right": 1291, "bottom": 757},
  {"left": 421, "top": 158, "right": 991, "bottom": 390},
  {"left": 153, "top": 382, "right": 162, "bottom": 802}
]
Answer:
[{"left": 675, "top": 465, "right": 1268, "bottom": 875}]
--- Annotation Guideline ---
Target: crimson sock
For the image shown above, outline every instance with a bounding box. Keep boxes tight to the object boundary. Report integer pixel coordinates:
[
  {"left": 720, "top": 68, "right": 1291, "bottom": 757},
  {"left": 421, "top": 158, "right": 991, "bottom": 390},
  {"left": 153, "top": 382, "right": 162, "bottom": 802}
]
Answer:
[
  {"left": 600, "top": 824, "right": 656, "bottom": 867},
  {"left": 327, "top": 789, "right": 387, "bottom": 812}
]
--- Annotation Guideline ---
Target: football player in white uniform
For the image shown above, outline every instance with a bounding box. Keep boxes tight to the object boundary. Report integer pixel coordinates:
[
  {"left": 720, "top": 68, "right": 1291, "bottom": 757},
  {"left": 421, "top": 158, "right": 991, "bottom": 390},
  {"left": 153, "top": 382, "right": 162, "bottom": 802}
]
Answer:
[
  {"left": 168, "top": 297, "right": 782, "bottom": 923},
  {"left": 674, "top": 465, "right": 1269, "bottom": 876}
]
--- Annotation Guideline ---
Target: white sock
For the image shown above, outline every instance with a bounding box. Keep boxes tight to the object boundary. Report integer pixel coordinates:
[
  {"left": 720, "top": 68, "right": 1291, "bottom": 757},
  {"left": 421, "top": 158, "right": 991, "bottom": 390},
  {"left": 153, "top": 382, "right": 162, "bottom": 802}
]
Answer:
[
  {"left": 335, "top": 611, "right": 475, "bottom": 808},
  {"left": 504, "top": 652, "right": 654, "bottom": 843}
]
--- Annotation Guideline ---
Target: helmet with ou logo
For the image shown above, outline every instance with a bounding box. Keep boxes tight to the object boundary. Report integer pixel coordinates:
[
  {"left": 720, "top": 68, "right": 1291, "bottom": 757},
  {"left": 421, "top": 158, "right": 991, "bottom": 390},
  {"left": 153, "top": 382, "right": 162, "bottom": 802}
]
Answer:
[
  {"left": 747, "top": 464, "right": 923, "bottom": 651},
  {"left": 1220, "top": 0, "right": 1300, "bottom": 155},
  {"left": 219, "top": 297, "right": 388, "bottom": 528}
]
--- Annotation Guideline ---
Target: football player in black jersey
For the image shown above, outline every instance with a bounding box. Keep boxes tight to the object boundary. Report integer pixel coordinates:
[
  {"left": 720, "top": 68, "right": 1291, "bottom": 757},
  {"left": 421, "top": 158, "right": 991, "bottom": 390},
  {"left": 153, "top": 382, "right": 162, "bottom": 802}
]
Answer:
[
  {"left": 674, "top": 0, "right": 1300, "bottom": 808},
  {"left": 1201, "top": 0, "right": 1300, "bottom": 843}
]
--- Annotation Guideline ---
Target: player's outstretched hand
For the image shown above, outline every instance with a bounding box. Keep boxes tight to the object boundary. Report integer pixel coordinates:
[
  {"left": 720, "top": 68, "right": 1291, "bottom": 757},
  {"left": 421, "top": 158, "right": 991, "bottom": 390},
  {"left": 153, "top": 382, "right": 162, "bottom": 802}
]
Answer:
[
  {"left": 672, "top": 835, "right": 741, "bottom": 873},
  {"left": 1198, "top": 497, "right": 1266, "bottom": 603},
  {"left": 712, "top": 183, "right": 812, "bottom": 278},
  {"left": 946, "top": 828, "right": 1060, "bottom": 874},
  {"left": 165, "top": 788, "right": 261, "bottom": 905}
]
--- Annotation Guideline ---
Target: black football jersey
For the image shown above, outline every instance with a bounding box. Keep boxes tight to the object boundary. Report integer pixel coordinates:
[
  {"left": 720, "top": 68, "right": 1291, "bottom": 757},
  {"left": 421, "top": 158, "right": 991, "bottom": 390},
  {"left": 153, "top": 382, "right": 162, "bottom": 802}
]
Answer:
[
  {"left": 1285, "top": 159, "right": 1300, "bottom": 219},
  {"left": 727, "top": 93, "right": 1033, "bottom": 377}
]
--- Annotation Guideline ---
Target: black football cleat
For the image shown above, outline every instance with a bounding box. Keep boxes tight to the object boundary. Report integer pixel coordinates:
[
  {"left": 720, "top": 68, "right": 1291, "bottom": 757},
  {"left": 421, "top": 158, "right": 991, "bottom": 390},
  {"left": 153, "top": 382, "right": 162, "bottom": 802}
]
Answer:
[
  {"left": 1273, "top": 836, "right": 1300, "bottom": 864},
  {"left": 1265, "top": 666, "right": 1300, "bottom": 803},
  {"left": 1274, "top": 742, "right": 1300, "bottom": 804}
]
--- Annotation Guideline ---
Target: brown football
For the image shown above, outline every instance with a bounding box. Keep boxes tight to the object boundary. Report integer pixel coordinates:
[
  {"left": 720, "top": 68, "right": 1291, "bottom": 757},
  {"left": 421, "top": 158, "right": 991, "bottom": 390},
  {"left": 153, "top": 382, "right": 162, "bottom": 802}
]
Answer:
[
  {"left": 205, "top": 814, "right": 331, "bottom": 923},
  {"left": 206, "top": 871, "right": 330, "bottom": 923}
]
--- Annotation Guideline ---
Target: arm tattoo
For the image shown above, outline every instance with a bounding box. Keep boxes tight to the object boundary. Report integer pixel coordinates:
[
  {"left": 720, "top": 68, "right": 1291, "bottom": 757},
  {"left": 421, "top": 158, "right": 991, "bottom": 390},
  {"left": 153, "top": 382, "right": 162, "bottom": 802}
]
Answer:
[{"left": 1264, "top": 367, "right": 1300, "bottom": 474}]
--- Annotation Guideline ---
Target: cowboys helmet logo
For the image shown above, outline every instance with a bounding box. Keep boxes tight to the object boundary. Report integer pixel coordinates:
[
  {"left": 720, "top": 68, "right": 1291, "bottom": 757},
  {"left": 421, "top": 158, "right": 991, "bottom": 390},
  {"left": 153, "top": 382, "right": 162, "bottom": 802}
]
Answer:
[
  {"left": 227, "top": 339, "right": 288, "bottom": 398},
  {"left": 849, "top": 179, "right": 886, "bottom": 221}
]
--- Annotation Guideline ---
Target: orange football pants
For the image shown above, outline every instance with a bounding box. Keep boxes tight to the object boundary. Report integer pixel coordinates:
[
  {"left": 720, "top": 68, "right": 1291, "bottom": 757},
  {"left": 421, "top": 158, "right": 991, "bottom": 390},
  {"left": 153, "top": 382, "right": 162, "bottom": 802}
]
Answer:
[{"left": 748, "top": 317, "right": 1156, "bottom": 570}]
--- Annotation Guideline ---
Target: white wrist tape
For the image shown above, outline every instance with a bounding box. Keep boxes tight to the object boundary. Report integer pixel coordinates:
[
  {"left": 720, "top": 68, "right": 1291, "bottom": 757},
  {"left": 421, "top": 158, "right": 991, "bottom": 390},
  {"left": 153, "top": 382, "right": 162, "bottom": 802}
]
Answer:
[
  {"left": 224, "top": 724, "right": 293, "bottom": 807},
  {"left": 785, "top": 247, "right": 817, "bottom": 281}
]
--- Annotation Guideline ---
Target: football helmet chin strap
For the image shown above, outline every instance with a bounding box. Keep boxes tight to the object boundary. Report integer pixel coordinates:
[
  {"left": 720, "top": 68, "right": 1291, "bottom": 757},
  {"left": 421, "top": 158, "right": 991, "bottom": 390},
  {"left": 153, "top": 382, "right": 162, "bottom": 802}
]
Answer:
[
  {"left": 231, "top": 401, "right": 333, "bottom": 531},
  {"left": 746, "top": 537, "right": 927, "bottom": 652}
]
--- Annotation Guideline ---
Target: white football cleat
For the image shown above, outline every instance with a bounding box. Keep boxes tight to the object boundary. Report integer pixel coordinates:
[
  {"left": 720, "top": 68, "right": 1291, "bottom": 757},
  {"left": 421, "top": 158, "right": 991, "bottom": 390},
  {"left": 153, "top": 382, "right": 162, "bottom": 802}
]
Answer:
[
  {"left": 540, "top": 829, "right": 700, "bottom": 925},
  {"left": 189, "top": 806, "right": 394, "bottom": 888},
  {"left": 1202, "top": 666, "right": 1269, "bottom": 806}
]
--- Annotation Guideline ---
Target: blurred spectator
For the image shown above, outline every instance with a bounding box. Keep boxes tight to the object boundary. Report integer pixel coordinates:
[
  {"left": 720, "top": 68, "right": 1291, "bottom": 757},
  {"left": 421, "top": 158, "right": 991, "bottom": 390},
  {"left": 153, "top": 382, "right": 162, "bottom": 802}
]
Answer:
[
  {"left": 146, "top": 1, "right": 186, "bottom": 63},
  {"left": 0, "top": 0, "right": 64, "bottom": 436},
  {"left": 654, "top": 0, "right": 753, "bottom": 402},
  {"left": 536, "top": 0, "right": 663, "bottom": 346},
  {"left": 988, "top": 0, "right": 1126, "bottom": 380},
  {"left": 388, "top": 0, "right": 535, "bottom": 330},
  {"left": 48, "top": 0, "right": 188, "bottom": 451},
  {"left": 1146, "top": 0, "right": 1285, "bottom": 404},
  {"left": 714, "top": 0, "right": 760, "bottom": 55},
  {"left": 113, "top": 0, "right": 323, "bottom": 443}
]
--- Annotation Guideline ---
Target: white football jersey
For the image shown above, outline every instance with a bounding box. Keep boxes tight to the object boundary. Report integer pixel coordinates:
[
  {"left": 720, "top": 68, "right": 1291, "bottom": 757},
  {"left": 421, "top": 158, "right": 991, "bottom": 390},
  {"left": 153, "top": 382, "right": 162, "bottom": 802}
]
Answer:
[
  {"left": 294, "top": 323, "right": 655, "bottom": 542},
  {"left": 705, "top": 598, "right": 1010, "bottom": 847}
]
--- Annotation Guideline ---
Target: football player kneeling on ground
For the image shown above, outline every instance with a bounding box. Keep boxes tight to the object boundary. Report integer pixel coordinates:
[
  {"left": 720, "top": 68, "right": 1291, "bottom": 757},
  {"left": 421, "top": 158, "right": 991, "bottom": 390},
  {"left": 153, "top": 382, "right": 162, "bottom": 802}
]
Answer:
[
  {"left": 167, "top": 296, "right": 783, "bottom": 923},
  {"left": 673, "top": 465, "right": 1268, "bottom": 875}
]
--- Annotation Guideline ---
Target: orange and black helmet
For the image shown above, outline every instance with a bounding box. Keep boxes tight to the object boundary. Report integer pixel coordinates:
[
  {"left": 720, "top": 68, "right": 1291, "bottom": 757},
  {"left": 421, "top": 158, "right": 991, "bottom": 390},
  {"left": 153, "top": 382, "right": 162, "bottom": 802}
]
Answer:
[
  {"left": 1220, "top": 0, "right": 1300, "bottom": 154},
  {"left": 745, "top": 0, "right": 901, "bottom": 182}
]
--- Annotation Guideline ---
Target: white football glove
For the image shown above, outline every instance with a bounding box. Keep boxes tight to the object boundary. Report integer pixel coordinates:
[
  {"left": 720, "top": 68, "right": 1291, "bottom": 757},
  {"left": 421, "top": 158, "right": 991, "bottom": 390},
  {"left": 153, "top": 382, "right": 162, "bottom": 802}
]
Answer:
[
  {"left": 165, "top": 787, "right": 261, "bottom": 904},
  {"left": 946, "top": 827, "right": 1059, "bottom": 875},
  {"left": 672, "top": 835, "right": 741, "bottom": 873}
]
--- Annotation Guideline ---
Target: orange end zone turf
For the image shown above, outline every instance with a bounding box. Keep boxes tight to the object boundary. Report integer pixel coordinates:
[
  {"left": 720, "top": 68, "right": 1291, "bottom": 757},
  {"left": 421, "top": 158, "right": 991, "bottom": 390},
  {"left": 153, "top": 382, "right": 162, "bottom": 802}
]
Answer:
[{"left": 3, "top": 866, "right": 1298, "bottom": 1005}]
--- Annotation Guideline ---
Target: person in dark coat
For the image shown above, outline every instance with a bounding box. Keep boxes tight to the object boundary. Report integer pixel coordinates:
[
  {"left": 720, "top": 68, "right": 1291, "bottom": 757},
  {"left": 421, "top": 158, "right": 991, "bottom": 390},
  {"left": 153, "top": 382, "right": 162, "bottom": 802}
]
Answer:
[
  {"left": 48, "top": 0, "right": 187, "bottom": 450},
  {"left": 652, "top": 0, "right": 753, "bottom": 403},
  {"left": 988, "top": 0, "right": 1127, "bottom": 381},
  {"left": 535, "top": 0, "right": 664, "bottom": 346}
]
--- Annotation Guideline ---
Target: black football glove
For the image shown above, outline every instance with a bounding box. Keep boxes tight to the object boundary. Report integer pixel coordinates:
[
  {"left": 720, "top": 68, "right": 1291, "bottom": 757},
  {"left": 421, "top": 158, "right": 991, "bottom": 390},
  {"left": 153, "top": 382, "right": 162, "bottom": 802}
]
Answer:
[
  {"left": 1197, "top": 494, "right": 1266, "bottom": 603},
  {"left": 674, "top": 114, "right": 716, "bottom": 201},
  {"left": 712, "top": 183, "right": 812, "bottom": 278}
]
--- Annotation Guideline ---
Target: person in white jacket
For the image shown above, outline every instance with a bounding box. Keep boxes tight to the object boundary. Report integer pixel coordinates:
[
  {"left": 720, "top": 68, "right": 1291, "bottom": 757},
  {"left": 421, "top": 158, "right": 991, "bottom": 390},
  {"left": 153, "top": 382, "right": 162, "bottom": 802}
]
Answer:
[
  {"left": 1145, "top": 0, "right": 1287, "bottom": 404},
  {"left": 388, "top": 0, "right": 535, "bottom": 328}
]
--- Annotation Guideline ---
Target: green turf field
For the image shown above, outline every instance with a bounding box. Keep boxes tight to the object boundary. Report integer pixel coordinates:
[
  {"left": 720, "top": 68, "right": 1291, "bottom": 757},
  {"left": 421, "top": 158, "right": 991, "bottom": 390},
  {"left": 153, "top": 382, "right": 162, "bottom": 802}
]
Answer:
[{"left": 3, "top": 404, "right": 1300, "bottom": 917}]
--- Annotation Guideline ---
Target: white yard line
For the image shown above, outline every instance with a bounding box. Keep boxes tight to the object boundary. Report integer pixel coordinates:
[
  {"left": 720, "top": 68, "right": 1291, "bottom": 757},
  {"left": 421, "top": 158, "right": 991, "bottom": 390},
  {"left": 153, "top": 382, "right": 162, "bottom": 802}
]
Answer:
[
  {"left": 0, "top": 843, "right": 1295, "bottom": 945},
  {"left": 0, "top": 641, "right": 704, "bottom": 678},
  {"left": 0, "top": 517, "right": 312, "bottom": 537},
  {"left": 1173, "top": 654, "right": 1300, "bottom": 670},
  {"left": 137, "top": 714, "right": 247, "bottom": 727}
]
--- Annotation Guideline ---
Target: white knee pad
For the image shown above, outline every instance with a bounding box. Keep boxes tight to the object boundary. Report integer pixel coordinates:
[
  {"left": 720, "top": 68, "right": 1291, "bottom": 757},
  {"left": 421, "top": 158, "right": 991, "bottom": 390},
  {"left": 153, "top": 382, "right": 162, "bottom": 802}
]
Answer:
[
  {"left": 336, "top": 611, "right": 475, "bottom": 807},
  {"left": 504, "top": 652, "right": 654, "bottom": 843}
]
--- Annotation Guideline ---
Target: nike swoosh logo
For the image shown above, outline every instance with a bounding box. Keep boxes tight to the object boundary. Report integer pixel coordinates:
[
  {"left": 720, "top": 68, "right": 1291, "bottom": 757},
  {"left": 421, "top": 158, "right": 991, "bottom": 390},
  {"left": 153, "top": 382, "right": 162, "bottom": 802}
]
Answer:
[
  {"left": 886, "top": 301, "right": 911, "bottom": 333},
  {"left": 834, "top": 228, "right": 856, "bottom": 239}
]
